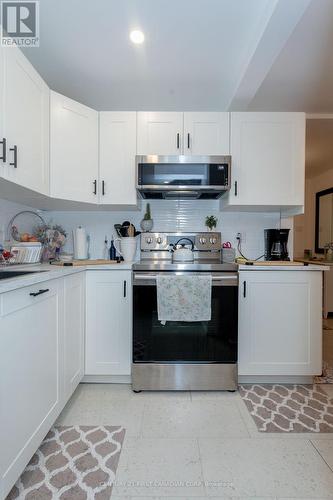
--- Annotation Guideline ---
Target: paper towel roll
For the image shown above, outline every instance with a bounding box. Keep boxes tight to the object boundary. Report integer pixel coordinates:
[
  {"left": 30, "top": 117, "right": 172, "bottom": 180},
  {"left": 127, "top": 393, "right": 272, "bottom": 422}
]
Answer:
[{"left": 73, "top": 226, "right": 88, "bottom": 259}]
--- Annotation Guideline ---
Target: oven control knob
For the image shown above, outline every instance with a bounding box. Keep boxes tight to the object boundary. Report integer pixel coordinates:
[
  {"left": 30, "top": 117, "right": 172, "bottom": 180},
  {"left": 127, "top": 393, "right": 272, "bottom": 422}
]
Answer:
[
  {"left": 209, "top": 237, "right": 217, "bottom": 244},
  {"left": 146, "top": 237, "right": 153, "bottom": 244},
  {"left": 156, "top": 237, "right": 162, "bottom": 244},
  {"left": 200, "top": 237, "right": 206, "bottom": 244}
]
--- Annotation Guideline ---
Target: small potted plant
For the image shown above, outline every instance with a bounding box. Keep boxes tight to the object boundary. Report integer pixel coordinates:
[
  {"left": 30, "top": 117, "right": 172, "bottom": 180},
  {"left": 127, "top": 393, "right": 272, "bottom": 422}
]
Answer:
[
  {"left": 205, "top": 215, "right": 218, "bottom": 231},
  {"left": 140, "top": 203, "right": 153, "bottom": 232}
]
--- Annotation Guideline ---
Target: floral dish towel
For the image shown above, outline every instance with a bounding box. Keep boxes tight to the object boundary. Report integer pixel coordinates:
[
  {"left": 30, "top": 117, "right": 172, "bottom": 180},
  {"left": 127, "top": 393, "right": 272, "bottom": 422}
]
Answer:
[{"left": 157, "top": 274, "right": 212, "bottom": 323}]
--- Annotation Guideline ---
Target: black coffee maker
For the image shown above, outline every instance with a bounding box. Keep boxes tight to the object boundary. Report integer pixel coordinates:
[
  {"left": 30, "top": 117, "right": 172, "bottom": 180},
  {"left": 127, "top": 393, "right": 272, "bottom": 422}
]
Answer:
[{"left": 264, "top": 229, "right": 290, "bottom": 261}]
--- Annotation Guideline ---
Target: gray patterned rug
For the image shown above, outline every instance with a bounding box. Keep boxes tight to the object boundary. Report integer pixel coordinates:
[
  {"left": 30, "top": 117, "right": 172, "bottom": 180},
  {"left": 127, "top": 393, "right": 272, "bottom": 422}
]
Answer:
[
  {"left": 6, "top": 425, "right": 125, "bottom": 499},
  {"left": 239, "top": 384, "right": 333, "bottom": 432}
]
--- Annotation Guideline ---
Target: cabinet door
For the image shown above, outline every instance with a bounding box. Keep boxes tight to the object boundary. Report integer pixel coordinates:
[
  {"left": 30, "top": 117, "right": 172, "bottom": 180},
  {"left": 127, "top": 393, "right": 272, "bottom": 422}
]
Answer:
[
  {"left": 50, "top": 91, "right": 98, "bottom": 203},
  {"left": 238, "top": 271, "right": 322, "bottom": 376},
  {"left": 228, "top": 112, "right": 305, "bottom": 206},
  {"left": 137, "top": 112, "right": 183, "bottom": 155},
  {"left": 0, "top": 45, "right": 6, "bottom": 179},
  {"left": 99, "top": 112, "right": 137, "bottom": 205},
  {"left": 0, "top": 280, "right": 61, "bottom": 499},
  {"left": 85, "top": 270, "right": 132, "bottom": 375},
  {"left": 2, "top": 47, "right": 49, "bottom": 194},
  {"left": 184, "top": 112, "right": 230, "bottom": 155},
  {"left": 63, "top": 273, "right": 85, "bottom": 401}
]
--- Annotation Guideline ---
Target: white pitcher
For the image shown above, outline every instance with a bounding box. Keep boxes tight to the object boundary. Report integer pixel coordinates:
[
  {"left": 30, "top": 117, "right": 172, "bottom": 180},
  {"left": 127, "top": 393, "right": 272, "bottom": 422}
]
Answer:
[{"left": 115, "top": 237, "right": 137, "bottom": 262}]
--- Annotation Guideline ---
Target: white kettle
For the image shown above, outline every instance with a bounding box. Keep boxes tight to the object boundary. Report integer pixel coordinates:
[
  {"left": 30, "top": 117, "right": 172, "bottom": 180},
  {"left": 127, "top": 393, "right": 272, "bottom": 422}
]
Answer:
[{"left": 171, "top": 238, "right": 194, "bottom": 262}]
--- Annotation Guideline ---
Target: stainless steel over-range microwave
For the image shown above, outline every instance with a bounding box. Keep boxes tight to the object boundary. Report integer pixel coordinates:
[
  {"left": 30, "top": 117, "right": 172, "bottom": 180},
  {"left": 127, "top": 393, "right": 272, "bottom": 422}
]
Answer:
[{"left": 136, "top": 155, "right": 231, "bottom": 200}]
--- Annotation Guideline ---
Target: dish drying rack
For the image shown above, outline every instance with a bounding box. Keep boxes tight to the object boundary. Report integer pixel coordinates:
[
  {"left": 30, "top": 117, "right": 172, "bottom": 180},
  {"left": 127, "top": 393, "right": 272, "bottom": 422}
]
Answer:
[{"left": 1, "top": 211, "right": 45, "bottom": 266}]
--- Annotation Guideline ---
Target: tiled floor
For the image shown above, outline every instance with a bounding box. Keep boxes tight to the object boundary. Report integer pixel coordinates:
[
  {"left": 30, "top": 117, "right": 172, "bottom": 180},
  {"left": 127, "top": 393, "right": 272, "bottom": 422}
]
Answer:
[{"left": 56, "top": 383, "right": 333, "bottom": 499}]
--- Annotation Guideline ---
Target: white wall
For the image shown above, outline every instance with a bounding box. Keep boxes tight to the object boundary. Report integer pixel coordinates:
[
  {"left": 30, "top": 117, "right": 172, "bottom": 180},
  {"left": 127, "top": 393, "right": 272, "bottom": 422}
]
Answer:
[
  {"left": 49, "top": 200, "right": 281, "bottom": 260},
  {"left": 0, "top": 198, "right": 40, "bottom": 244},
  {"left": 0, "top": 197, "right": 285, "bottom": 260},
  {"left": 294, "top": 119, "right": 333, "bottom": 257}
]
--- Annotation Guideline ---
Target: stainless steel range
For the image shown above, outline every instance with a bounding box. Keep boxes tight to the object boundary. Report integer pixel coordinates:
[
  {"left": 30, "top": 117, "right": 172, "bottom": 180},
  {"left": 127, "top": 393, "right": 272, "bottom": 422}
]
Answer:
[{"left": 132, "top": 232, "right": 238, "bottom": 391}]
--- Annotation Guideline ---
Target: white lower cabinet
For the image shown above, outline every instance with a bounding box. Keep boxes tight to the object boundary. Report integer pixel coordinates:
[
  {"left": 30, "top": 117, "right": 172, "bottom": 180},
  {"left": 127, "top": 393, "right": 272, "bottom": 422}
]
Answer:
[
  {"left": 0, "top": 272, "right": 85, "bottom": 499},
  {"left": 85, "top": 270, "right": 132, "bottom": 376},
  {"left": 62, "top": 273, "right": 85, "bottom": 402},
  {"left": 238, "top": 271, "right": 322, "bottom": 376},
  {"left": 0, "top": 279, "right": 62, "bottom": 499}
]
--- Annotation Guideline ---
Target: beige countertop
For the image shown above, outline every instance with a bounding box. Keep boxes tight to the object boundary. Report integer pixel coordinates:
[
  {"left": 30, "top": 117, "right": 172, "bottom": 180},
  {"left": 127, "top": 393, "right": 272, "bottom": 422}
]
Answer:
[
  {"left": 0, "top": 259, "right": 329, "bottom": 294},
  {"left": 295, "top": 258, "right": 333, "bottom": 267},
  {"left": 0, "top": 261, "right": 135, "bottom": 294},
  {"left": 238, "top": 262, "right": 330, "bottom": 271}
]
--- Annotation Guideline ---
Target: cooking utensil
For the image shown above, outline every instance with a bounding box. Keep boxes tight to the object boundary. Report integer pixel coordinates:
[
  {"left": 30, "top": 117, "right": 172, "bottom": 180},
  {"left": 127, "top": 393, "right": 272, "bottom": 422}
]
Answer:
[
  {"left": 222, "top": 241, "right": 232, "bottom": 248},
  {"left": 127, "top": 224, "right": 135, "bottom": 237}
]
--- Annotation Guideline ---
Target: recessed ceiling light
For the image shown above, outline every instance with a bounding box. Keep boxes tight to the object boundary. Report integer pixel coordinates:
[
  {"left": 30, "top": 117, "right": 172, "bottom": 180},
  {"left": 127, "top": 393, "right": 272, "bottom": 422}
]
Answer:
[{"left": 130, "top": 30, "right": 145, "bottom": 44}]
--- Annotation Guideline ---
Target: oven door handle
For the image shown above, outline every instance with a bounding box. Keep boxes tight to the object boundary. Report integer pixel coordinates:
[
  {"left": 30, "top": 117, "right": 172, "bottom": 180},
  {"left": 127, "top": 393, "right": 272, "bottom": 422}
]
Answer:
[{"left": 133, "top": 273, "right": 238, "bottom": 286}]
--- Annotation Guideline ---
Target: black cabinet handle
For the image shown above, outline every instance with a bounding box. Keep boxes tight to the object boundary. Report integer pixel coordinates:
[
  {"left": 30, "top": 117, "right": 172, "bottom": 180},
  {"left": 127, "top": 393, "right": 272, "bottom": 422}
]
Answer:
[
  {"left": 102, "top": 180, "right": 105, "bottom": 196},
  {"left": 187, "top": 133, "right": 190, "bottom": 149},
  {"left": 30, "top": 288, "right": 49, "bottom": 297},
  {"left": 123, "top": 280, "right": 127, "bottom": 298},
  {"left": 0, "top": 138, "right": 6, "bottom": 162},
  {"left": 9, "top": 145, "right": 17, "bottom": 168},
  {"left": 243, "top": 281, "right": 246, "bottom": 298},
  {"left": 176, "top": 133, "right": 180, "bottom": 149},
  {"left": 234, "top": 180, "right": 238, "bottom": 196},
  {"left": 93, "top": 179, "right": 97, "bottom": 195}
]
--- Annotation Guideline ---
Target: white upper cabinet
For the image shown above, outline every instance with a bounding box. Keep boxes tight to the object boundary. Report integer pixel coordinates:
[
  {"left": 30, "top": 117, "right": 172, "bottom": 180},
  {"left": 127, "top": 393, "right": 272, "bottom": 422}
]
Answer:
[
  {"left": 183, "top": 112, "right": 230, "bottom": 155},
  {"left": 99, "top": 112, "right": 137, "bottom": 205},
  {"left": 137, "top": 112, "right": 183, "bottom": 155},
  {"left": 137, "top": 112, "right": 230, "bottom": 156},
  {"left": 50, "top": 91, "right": 99, "bottom": 203},
  {"left": 1, "top": 46, "right": 49, "bottom": 194},
  {"left": 226, "top": 112, "right": 305, "bottom": 208},
  {"left": 238, "top": 270, "right": 322, "bottom": 376}
]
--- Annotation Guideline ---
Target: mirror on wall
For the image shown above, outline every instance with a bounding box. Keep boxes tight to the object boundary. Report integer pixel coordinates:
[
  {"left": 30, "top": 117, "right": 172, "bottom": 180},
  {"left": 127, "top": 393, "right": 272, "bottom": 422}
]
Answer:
[{"left": 315, "top": 188, "right": 333, "bottom": 253}]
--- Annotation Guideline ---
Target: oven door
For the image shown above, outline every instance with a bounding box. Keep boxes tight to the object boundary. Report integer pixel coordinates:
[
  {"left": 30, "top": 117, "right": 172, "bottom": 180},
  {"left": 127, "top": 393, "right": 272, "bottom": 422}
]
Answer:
[{"left": 133, "top": 272, "right": 238, "bottom": 364}]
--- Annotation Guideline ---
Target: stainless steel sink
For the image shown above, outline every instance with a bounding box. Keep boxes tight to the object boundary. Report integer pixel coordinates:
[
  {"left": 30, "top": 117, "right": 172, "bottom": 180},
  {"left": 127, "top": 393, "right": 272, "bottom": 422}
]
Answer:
[{"left": 0, "top": 270, "right": 45, "bottom": 280}]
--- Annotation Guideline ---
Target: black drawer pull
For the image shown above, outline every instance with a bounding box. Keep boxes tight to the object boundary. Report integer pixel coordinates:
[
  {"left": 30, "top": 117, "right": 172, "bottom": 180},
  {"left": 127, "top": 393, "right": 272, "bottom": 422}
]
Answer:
[
  {"left": 123, "top": 280, "right": 127, "bottom": 298},
  {"left": 187, "top": 133, "right": 190, "bottom": 149},
  {"left": 0, "top": 138, "right": 6, "bottom": 162},
  {"left": 176, "top": 133, "right": 180, "bottom": 149},
  {"left": 243, "top": 281, "right": 246, "bottom": 298},
  {"left": 30, "top": 288, "right": 49, "bottom": 297},
  {"left": 9, "top": 145, "right": 17, "bottom": 168},
  {"left": 102, "top": 180, "right": 105, "bottom": 195},
  {"left": 93, "top": 179, "right": 97, "bottom": 195},
  {"left": 234, "top": 180, "right": 238, "bottom": 196}
]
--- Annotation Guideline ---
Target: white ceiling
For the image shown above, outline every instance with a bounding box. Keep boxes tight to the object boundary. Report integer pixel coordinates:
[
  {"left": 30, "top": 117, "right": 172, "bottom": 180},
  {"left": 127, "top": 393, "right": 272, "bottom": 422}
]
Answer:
[
  {"left": 249, "top": 0, "right": 333, "bottom": 112},
  {"left": 22, "top": 0, "right": 310, "bottom": 111}
]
